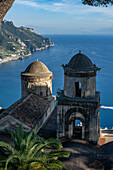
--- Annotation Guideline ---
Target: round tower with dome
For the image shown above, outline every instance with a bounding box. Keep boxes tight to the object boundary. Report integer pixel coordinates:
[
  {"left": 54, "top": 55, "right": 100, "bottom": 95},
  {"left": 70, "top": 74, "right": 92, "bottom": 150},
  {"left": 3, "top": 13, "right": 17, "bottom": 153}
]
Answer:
[
  {"left": 64, "top": 50, "right": 98, "bottom": 98},
  {"left": 57, "top": 51, "right": 100, "bottom": 144},
  {"left": 21, "top": 60, "right": 53, "bottom": 98}
]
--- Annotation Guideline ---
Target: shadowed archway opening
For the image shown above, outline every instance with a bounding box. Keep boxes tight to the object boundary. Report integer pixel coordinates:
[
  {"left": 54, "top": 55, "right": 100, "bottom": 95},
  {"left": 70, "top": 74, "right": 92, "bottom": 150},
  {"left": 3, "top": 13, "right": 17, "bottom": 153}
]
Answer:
[
  {"left": 68, "top": 112, "right": 85, "bottom": 140},
  {"left": 73, "top": 119, "right": 83, "bottom": 139},
  {"left": 65, "top": 107, "right": 89, "bottom": 140}
]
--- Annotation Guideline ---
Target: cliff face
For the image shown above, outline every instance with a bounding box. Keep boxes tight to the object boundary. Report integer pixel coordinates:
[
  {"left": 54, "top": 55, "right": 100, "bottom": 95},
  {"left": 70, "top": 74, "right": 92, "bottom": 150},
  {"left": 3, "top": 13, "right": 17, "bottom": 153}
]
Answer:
[{"left": 0, "top": 0, "right": 15, "bottom": 28}]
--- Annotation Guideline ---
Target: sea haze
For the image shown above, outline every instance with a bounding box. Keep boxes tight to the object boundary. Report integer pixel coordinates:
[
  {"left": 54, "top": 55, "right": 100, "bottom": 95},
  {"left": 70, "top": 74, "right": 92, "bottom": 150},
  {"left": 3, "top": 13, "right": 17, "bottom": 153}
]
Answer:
[{"left": 0, "top": 35, "right": 113, "bottom": 128}]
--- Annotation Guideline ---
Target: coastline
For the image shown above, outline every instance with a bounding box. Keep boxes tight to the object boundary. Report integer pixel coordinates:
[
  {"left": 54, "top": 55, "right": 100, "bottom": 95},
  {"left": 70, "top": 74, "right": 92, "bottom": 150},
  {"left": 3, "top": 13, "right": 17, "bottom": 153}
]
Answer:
[{"left": 0, "top": 43, "right": 54, "bottom": 64}]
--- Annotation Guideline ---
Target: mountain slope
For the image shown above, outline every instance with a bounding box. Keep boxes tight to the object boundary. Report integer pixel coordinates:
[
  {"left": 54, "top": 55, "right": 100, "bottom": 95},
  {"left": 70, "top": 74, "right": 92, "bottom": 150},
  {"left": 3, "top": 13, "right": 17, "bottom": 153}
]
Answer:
[{"left": 0, "top": 20, "right": 54, "bottom": 59}]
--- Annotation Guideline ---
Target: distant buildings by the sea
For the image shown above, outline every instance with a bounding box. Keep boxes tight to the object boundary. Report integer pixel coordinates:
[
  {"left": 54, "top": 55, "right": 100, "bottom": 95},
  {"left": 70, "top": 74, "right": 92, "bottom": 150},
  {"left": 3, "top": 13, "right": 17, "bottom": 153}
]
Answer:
[
  {"left": 0, "top": 20, "right": 54, "bottom": 63},
  {"left": 99, "top": 127, "right": 113, "bottom": 145}
]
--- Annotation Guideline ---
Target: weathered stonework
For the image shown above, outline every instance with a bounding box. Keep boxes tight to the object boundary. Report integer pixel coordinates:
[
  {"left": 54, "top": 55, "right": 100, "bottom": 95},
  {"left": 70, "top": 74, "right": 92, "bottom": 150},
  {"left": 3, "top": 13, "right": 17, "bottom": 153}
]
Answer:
[
  {"left": 57, "top": 51, "right": 100, "bottom": 144},
  {"left": 64, "top": 70, "right": 96, "bottom": 98},
  {"left": 21, "top": 61, "right": 53, "bottom": 98},
  {"left": 0, "top": 0, "right": 15, "bottom": 28},
  {"left": 0, "top": 60, "right": 56, "bottom": 133}
]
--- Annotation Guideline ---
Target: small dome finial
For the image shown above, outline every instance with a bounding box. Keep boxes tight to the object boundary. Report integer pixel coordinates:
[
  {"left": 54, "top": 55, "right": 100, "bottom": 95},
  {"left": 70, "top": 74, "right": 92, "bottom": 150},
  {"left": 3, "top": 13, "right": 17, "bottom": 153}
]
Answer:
[{"left": 79, "top": 50, "right": 81, "bottom": 53}]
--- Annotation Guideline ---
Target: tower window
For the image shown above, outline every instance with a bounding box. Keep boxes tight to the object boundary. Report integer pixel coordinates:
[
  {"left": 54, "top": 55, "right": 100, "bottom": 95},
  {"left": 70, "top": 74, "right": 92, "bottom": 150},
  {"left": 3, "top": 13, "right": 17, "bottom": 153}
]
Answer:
[
  {"left": 40, "top": 92, "right": 43, "bottom": 96},
  {"left": 46, "top": 90, "right": 48, "bottom": 96},
  {"left": 75, "top": 82, "right": 81, "bottom": 97}
]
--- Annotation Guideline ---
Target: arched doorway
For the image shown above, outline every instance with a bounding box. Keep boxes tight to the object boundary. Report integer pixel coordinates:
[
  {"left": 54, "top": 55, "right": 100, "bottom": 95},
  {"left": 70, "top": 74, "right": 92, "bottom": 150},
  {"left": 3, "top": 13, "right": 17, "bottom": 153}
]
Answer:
[
  {"left": 73, "top": 119, "right": 84, "bottom": 139},
  {"left": 69, "top": 113, "right": 85, "bottom": 139}
]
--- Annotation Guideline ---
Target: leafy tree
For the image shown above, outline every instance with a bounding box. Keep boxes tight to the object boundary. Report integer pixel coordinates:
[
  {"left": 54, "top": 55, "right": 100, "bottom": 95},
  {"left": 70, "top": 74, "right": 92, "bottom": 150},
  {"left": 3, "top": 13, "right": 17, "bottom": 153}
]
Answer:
[
  {"left": 82, "top": 0, "right": 113, "bottom": 6},
  {"left": 0, "top": 125, "right": 70, "bottom": 170}
]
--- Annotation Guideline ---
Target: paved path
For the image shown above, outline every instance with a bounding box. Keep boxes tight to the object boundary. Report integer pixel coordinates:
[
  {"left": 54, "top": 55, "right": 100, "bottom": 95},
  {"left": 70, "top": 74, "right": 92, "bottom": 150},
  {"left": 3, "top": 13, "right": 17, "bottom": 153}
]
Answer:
[{"left": 61, "top": 139, "right": 113, "bottom": 170}]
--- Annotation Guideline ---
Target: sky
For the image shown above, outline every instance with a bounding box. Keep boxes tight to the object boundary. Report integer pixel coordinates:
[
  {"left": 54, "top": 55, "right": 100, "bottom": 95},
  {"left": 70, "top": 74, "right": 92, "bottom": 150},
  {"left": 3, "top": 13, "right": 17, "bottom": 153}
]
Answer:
[{"left": 4, "top": 0, "right": 113, "bottom": 34}]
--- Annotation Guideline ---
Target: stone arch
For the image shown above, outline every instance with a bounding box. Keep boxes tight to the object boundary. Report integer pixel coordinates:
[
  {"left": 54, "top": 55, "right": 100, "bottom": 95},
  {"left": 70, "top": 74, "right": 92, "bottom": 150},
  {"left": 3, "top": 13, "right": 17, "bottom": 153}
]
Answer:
[
  {"left": 65, "top": 107, "right": 89, "bottom": 131},
  {"left": 69, "top": 115, "right": 85, "bottom": 139},
  {"left": 69, "top": 114, "right": 85, "bottom": 125},
  {"left": 69, "top": 112, "right": 85, "bottom": 123},
  {"left": 65, "top": 107, "right": 90, "bottom": 139}
]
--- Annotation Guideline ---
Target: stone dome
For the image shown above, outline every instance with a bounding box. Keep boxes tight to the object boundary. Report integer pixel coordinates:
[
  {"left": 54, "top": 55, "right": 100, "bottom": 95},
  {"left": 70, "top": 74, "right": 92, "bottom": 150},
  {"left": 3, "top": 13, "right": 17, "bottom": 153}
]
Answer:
[
  {"left": 24, "top": 61, "right": 51, "bottom": 74},
  {"left": 67, "top": 51, "right": 97, "bottom": 71}
]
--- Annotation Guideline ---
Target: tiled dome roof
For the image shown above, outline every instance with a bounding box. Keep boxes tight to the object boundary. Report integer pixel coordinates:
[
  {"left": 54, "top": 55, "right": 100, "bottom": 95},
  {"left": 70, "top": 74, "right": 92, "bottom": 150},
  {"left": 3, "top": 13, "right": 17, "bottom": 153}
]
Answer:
[
  {"left": 67, "top": 51, "right": 96, "bottom": 71},
  {"left": 24, "top": 61, "right": 51, "bottom": 74}
]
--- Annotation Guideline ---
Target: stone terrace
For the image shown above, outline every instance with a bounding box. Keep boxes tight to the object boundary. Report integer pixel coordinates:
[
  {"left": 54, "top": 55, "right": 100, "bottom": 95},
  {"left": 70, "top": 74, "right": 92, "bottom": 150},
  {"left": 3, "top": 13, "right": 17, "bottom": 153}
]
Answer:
[{"left": 61, "top": 139, "right": 113, "bottom": 170}]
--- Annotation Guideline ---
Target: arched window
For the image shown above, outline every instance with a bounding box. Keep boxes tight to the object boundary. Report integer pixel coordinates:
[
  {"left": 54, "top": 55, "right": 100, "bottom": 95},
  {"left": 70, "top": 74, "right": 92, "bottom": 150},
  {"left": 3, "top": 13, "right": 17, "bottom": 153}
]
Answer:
[
  {"left": 40, "top": 92, "right": 43, "bottom": 96},
  {"left": 75, "top": 82, "right": 81, "bottom": 97}
]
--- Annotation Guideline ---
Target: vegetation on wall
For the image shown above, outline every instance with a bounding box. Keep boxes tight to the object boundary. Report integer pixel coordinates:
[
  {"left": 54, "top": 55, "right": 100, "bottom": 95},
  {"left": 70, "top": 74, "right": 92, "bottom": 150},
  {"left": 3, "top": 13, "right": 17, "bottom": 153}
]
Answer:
[{"left": 56, "top": 88, "right": 64, "bottom": 101}]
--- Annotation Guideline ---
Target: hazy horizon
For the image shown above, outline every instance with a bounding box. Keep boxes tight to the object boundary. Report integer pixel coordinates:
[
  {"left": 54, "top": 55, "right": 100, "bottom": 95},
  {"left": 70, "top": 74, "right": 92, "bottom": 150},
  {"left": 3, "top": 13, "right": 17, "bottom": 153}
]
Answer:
[{"left": 4, "top": 0, "right": 113, "bottom": 35}]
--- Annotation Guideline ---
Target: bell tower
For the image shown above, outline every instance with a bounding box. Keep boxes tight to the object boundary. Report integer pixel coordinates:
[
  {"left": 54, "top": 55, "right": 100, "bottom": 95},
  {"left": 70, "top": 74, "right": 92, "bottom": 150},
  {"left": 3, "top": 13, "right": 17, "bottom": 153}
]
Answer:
[{"left": 57, "top": 51, "right": 100, "bottom": 144}]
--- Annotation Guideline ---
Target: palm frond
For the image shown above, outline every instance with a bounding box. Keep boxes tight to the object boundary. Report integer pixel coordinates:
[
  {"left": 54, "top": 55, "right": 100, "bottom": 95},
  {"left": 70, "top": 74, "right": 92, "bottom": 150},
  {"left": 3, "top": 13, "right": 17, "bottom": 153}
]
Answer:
[
  {"left": 0, "top": 141, "right": 15, "bottom": 153},
  {"left": 18, "top": 124, "right": 24, "bottom": 139},
  {"left": 0, "top": 125, "right": 70, "bottom": 170},
  {"left": 29, "top": 159, "right": 46, "bottom": 169},
  {"left": 26, "top": 128, "right": 34, "bottom": 147},
  {"left": 34, "top": 125, "right": 42, "bottom": 136},
  {"left": 44, "top": 150, "right": 70, "bottom": 159},
  {"left": 46, "top": 138, "right": 63, "bottom": 149},
  {"left": 29, "top": 140, "right": 62, "bottom": 160},
  {"left": 44, "top": 159, "right": 66, "bottom": 170},
  {"left": 28, "top": 135, "right": 45, "bottom": 150},
  {"left": 5, "top": 154, "right": 20, "bottom": 170},
  {"left": 11, "top": 132, "right": 19, "bottom": 150}
]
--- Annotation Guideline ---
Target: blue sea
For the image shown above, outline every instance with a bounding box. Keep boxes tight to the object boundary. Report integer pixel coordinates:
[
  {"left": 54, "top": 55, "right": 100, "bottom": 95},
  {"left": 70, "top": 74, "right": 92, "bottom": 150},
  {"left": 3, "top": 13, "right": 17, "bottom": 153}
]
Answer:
[{"left": 0, "top": 35, "right": 113, "bottom": 128}]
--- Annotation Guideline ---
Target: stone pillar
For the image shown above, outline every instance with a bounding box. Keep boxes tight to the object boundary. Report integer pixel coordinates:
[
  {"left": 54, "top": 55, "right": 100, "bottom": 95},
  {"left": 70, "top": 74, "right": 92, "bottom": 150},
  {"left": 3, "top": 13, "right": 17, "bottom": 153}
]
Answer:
[{"left": 82, "top": 125, "right": 85, "bottom": 139}]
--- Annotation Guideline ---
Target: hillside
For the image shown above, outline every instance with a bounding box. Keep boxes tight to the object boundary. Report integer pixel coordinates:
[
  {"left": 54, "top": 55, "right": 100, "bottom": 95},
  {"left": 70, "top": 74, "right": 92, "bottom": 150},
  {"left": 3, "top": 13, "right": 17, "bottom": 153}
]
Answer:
[{"left": 0, "top": 20, "right": 54, "bottom": 60}]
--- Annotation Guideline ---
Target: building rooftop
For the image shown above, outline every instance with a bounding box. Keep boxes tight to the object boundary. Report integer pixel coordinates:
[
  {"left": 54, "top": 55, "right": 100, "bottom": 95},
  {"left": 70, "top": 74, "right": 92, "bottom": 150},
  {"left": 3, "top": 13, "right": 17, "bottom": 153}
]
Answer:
[
  {"left": 0, "top": 93, "right": 50, "bottom": 128},
  {"left": 66, "top": 51, "right": 97, "bottom": 71},
  {"left": 22, "top": 60, "right": 52, "bottom": 75}
]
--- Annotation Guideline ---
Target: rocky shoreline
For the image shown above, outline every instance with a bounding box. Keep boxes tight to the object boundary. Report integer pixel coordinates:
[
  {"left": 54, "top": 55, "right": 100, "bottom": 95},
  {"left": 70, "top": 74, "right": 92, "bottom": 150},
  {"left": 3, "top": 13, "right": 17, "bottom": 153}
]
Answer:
[{"left": 0, "top": 43, "right": 54, "bottom": 64}]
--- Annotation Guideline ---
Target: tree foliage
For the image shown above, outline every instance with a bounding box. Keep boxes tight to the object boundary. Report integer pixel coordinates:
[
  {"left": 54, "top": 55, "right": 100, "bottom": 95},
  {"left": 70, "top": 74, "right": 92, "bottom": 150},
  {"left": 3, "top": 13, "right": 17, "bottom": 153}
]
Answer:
[
  {"left": 0, "top": 125, "right": 70, "bottom": 170},
  {"left": 82, "top": 0, "right": 113, "bottom": 6}
]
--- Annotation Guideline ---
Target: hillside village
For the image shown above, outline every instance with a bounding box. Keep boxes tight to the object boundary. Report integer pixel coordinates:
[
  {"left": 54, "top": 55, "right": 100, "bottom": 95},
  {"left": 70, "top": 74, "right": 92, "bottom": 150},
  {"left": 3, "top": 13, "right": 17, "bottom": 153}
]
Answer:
[{"left": 0, "top": 20, "right": 54, "bottom": 62}]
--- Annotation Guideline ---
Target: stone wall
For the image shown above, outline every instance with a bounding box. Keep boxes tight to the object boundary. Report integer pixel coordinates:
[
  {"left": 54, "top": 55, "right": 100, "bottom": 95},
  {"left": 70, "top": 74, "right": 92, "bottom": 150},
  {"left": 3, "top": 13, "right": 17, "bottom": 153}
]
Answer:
[
  {"left": 57, "top": 92, "right": 100, "bottom": 143},
  {"left": 64, "top": 69, "right": 96, "bottom": 98},
  {"left": 64, "top": 74, "right": 96, "bottom": 98},
  {"left": 0, "top": 0, "right": 15, "bottom": 28},
  {"left": 21, "top": 74, "right": 53, "bottom": 98}
]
